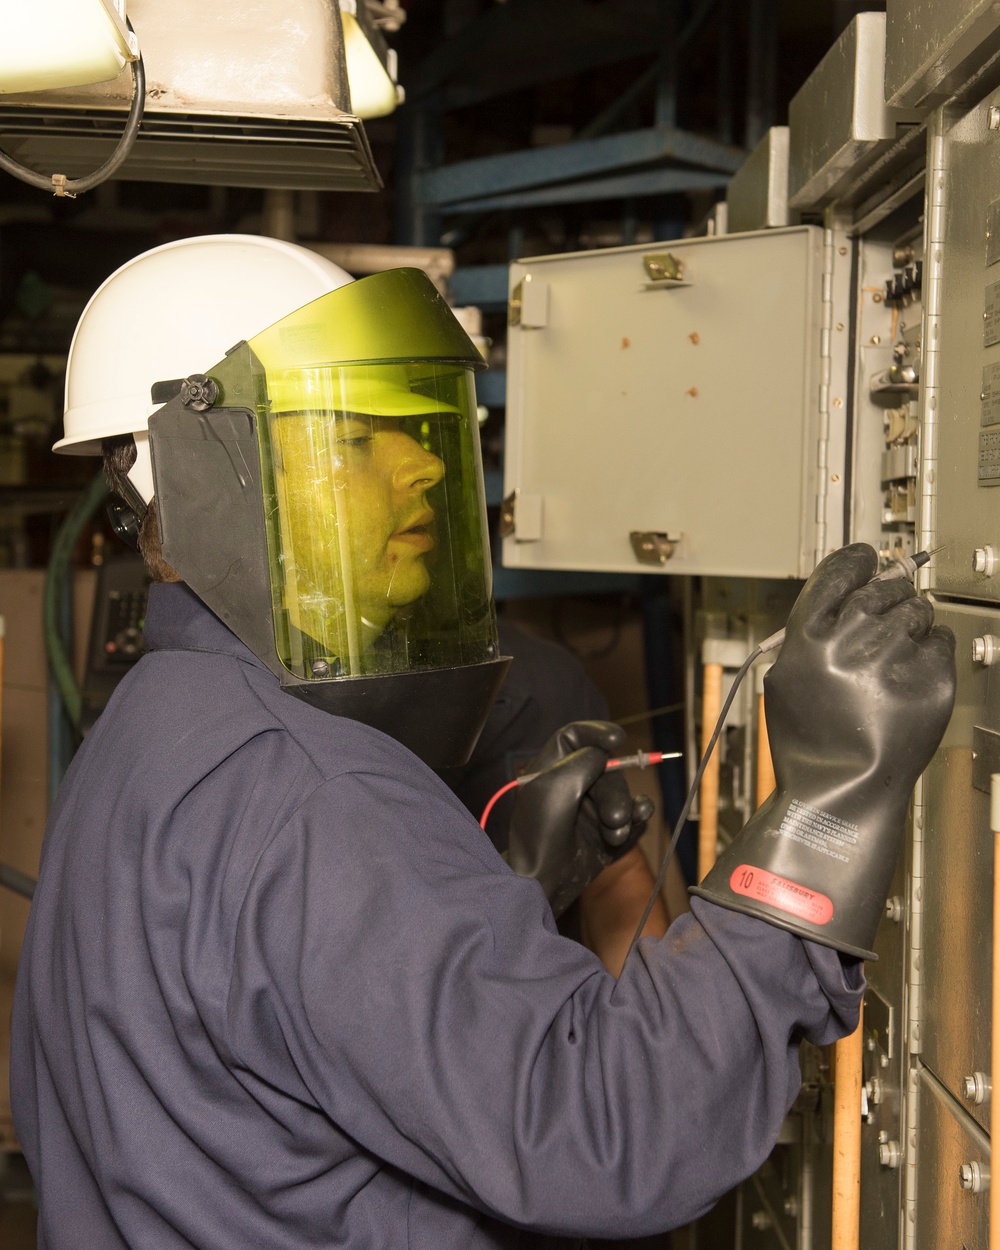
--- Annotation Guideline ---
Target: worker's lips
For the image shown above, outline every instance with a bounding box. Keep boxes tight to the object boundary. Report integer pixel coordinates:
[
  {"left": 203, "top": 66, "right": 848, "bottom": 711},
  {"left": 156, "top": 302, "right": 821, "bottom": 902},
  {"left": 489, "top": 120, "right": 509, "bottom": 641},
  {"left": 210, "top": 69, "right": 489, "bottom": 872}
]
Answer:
[{"left": 391, "top": 516, "right": 435, "bottom": 552}]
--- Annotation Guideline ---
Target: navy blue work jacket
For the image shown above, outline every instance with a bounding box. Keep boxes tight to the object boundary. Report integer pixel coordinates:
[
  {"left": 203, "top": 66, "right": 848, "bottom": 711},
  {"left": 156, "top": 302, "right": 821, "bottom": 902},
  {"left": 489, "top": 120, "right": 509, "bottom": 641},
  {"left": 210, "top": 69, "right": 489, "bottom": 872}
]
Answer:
[{"left": 11, "top": 583, "right": 863, "bottom": 1250}]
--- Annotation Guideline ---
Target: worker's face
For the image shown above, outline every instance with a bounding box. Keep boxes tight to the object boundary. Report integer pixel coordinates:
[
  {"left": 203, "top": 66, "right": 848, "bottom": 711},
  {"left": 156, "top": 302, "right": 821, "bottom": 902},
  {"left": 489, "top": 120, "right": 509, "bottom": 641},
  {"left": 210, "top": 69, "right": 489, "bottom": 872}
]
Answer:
[{"left": 276, "top": 410, "right": 446, "bottom": 632}]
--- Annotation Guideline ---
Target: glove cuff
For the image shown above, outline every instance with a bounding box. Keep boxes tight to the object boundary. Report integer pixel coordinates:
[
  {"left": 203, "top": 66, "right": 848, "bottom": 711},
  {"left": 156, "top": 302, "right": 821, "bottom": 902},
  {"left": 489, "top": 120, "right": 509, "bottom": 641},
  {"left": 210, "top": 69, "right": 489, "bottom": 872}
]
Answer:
[{"left": 689, "top": 789, "right": 904, "bottom": 960}]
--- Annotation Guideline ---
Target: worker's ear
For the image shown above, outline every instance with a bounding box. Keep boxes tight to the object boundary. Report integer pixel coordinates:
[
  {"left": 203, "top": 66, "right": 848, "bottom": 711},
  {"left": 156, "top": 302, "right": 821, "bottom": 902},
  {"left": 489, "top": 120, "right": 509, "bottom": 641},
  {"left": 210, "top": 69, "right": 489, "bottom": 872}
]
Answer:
[{"left": 107, "top": 496, "right": 141, "bottom": 552}]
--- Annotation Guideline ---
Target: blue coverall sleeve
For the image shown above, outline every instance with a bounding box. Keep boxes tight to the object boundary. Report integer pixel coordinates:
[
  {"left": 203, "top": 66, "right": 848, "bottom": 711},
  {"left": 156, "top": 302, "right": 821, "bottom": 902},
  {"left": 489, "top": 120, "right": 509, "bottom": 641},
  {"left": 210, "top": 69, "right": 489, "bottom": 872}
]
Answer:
[{"left": 229, "top": 771, "right": 862, "bottom": 1240}]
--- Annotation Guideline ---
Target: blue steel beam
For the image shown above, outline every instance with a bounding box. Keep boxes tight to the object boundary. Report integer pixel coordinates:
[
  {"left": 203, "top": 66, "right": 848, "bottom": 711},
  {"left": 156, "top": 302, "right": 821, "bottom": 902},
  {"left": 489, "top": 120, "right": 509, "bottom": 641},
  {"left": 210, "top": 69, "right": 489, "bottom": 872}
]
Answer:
[
  {"left": 415, "top": 124, "right": 745, "bottom": 207},
  {"left": 437, "top": 167, "right": 730, "bottom": 214}
]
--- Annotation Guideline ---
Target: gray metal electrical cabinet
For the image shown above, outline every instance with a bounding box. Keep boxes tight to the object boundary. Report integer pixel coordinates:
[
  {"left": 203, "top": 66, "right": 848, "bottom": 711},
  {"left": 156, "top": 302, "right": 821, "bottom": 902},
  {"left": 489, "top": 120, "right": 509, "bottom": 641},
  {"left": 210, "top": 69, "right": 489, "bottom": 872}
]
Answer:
[
  {"left": 885, "top": 0, "right": 1000, "bottom": 108},
  {"left": 926, "top": 87, "right": 1000, "bottom": 601},
  {"left": 502, "top": 226, "right": 834, "bottom": 580},
  {"left": 917, "top": 600, "right": 997, "bottom": 1132}
]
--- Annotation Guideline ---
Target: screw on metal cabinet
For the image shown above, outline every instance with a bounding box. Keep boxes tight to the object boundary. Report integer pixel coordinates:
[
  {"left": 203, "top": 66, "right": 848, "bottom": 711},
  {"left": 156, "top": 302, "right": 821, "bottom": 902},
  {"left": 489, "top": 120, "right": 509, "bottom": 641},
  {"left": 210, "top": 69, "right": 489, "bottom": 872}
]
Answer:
[
  {"left": 973, "top": 546, "right": 998, "bottom": 576},
  {"left": 990, "top": 105, "right": 1000, "bottom": 130},
  {"left": 783, "top": 1196, "right": 799, "bottom": 1219},
  {"left": 958, "top": 1161, "right": 990, "bottom": 1193},
  {"left": 878, "top": 1140, "right": 902, "bottom": 1169},
  {"left": 885, "top": 896, "right": 904, "bottom": 922},
  {"left": 961, "top": 1072, "right": 991, "bottom": 1105},
  {"left": 972, "top": 635, "right": 1000, "bottom": 665},
  {"left": 751, "top": 1211, "right": 772, "bottom": 1231}
]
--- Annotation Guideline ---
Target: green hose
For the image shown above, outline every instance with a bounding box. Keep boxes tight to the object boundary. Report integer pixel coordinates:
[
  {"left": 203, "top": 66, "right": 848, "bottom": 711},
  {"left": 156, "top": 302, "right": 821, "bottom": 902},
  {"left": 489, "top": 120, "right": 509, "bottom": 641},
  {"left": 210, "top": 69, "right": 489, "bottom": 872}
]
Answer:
[{"left": 42, "top": 471, "right": 109, "bottom": 731}]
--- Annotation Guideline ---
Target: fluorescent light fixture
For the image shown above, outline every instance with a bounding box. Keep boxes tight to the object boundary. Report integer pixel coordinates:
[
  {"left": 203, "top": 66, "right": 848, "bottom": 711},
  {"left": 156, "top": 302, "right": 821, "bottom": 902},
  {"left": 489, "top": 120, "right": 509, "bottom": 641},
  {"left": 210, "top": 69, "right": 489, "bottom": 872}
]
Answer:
[
  {"left": 340, "top": 0, "right": 400, "bottom": 120},
  {"left": 1, "top": 0, "right": 138, "bottom": 95}
]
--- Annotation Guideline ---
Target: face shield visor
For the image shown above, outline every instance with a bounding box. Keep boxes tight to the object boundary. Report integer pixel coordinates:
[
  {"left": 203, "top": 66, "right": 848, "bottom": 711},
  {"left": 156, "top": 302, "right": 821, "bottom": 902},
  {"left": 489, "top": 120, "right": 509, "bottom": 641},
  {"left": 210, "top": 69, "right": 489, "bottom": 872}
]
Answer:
[
  {"left": 150, "top": 269, "right": 509, "bottom": 766},
  {"left": 258, "top": 360, "right": 491, "bottom": 681}
]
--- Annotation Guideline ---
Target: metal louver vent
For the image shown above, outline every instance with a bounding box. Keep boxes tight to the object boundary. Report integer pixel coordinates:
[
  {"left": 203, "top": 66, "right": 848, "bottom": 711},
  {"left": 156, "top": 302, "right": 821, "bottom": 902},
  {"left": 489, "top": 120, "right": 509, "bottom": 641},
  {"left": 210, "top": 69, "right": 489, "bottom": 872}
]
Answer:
[{"left": 0, "top": 107, "right": 381, "bottom": 191}]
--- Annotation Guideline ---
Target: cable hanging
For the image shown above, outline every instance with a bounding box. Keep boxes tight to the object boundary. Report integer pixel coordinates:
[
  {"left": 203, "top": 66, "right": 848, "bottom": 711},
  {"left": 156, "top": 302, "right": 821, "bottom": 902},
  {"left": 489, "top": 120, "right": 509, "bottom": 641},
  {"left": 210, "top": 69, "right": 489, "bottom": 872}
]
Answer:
[{"left": 0, "top": 24, "right": 144, "bottom": 198}]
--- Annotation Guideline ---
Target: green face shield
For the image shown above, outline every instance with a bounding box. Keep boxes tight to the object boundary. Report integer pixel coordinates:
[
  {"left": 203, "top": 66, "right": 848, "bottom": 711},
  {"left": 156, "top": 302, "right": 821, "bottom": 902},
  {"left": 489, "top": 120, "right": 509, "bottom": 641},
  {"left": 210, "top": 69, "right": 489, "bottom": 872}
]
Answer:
[
  {"left": 258, "top": 361, "right": 491, "bottom": 680},
  {"left": 243, "top": 271, "right": 495, "bottom": 681},
  {"left": 150, "top": 269, "right": 508, "bottom": 766}
]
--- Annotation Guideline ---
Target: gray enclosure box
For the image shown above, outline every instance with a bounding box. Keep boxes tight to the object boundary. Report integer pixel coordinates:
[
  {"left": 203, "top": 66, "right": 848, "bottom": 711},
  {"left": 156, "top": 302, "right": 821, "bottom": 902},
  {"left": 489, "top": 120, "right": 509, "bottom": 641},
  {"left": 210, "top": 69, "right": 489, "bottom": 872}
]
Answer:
[
  {"left": 788, "top": 13, "right": 909, "bottom": 211},
  {"left": 885, "top": 0, "right": 1000, "bottom": 107},
  {"left": 925, "top": 85, "right": 1000, "bottom": 602},
  {"left": 502, "top": 227, "right": 832, "bottom": 581},
  {"left": 726, "top": 127, "right": 791, "bottom": 234}
]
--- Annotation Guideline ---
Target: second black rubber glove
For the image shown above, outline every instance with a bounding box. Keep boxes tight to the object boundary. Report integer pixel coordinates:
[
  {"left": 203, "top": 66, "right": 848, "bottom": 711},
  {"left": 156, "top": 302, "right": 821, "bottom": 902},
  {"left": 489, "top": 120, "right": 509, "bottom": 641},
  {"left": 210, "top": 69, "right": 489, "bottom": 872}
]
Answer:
[
  {"left": 691, "top": 543, "right": 956, "bottom": 960},
  {"left": 506, "top": 720, "right": 655, "bottom": 919}
]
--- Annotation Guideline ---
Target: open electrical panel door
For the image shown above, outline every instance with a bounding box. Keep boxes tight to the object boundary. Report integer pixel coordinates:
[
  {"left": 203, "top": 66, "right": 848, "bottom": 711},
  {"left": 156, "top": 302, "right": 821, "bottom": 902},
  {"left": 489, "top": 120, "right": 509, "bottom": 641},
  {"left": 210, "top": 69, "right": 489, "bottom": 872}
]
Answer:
[{"left": 502, "top": 226, "right": 834, "bottom": 581}]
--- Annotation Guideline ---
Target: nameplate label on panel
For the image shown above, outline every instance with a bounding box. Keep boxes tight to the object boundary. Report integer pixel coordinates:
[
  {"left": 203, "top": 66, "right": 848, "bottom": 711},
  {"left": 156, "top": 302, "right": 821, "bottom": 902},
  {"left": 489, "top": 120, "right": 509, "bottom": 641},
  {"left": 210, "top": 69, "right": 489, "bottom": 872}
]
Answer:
[
  {"left": 984, "top": 281, "right": 1000, "bottom": 347},
  {"left": 979, "top": 428, "right": 1000, "bottom": 484},
  {"left": 983, "top": 361, "right": 1000, "bottom": 425}
]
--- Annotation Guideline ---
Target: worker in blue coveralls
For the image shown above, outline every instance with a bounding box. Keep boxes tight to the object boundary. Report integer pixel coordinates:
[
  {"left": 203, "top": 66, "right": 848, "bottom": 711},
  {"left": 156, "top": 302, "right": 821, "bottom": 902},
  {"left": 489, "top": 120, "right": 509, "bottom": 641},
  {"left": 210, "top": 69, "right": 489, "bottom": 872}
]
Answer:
[{"left": 11, "top": 236, "right": 955, "bottom": 1250}]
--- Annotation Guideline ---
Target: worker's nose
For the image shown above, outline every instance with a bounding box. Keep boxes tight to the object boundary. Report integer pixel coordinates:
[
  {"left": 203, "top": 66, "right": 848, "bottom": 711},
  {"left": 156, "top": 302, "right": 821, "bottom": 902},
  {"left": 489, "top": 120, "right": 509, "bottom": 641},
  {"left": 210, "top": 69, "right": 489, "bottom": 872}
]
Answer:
[{"left": 390, "top": 434, "right": 445, "bottom": 493}]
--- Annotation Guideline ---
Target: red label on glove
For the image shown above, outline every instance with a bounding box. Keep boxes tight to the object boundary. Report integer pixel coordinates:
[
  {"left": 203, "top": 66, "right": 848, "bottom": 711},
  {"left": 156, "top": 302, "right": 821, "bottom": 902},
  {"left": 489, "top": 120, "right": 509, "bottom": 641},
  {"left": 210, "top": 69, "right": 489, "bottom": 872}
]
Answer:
[{"left": 729, "top": 865, "right": 834, "bottom": 926}]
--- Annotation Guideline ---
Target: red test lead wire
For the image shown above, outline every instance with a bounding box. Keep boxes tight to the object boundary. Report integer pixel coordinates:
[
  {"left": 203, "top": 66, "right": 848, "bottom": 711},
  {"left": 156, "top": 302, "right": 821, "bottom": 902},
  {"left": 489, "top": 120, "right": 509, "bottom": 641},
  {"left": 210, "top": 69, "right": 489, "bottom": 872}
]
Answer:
[{"left": 478, "top": 749, "right": 680, "bottom": 830}]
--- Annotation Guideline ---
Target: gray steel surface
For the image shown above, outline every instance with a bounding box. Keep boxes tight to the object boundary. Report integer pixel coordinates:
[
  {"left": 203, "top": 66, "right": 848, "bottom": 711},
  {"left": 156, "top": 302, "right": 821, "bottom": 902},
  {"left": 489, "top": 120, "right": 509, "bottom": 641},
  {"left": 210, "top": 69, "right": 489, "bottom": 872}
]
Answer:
[
  {"left": 788, "top": 14, "right": 898, "bottom": 211},
  {"left": 913, "top": 1067, "right": 990, "bottom": 1249},
  {"left": 925, "top": 91, "right": 1000, "bottom": 599},
  {"left": 917, "top": 600, "right": 997, "bottom": 1133},
  {"left": 885, "top": 0, "right": 1000, "bottom": 107},
  {"left": 727, "top": 127, "right": 791, "bottom": 234}
]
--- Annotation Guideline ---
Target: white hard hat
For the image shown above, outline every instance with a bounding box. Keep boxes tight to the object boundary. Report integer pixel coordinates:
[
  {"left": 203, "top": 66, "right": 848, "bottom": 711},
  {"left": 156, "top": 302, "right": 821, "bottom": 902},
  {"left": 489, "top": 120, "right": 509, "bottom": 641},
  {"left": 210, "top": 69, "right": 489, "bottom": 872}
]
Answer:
[{"left": 56, "top": 233, "right": 353, "bottom": 504}]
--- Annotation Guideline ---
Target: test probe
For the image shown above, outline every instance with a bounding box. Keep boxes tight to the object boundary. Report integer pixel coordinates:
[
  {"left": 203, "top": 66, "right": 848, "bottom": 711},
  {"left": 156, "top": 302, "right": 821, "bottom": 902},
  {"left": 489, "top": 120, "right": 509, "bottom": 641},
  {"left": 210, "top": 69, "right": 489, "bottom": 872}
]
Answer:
[{"left": 479, "top": 749, "right": 681, "bottom": 829}]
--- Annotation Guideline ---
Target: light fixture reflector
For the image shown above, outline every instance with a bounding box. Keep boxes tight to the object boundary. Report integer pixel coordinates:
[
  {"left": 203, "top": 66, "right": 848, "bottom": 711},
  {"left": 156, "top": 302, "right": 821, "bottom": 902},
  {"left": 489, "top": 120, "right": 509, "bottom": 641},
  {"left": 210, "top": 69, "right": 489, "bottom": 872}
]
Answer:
[
  {"left": 340, "top": 3, "right": 399, "bottom": 120},
  {"left": 0, "top": 0, "right": 137, "bottom": 95}
]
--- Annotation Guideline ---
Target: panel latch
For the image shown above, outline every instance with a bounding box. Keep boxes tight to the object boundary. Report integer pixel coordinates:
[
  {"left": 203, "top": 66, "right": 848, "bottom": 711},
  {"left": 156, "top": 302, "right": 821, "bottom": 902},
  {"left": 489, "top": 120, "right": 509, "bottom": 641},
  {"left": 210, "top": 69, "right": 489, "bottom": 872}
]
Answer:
[
  {"left": 642, "top": 252, "right": 690, "bottom": 287},
  {"left": 629, "top": 531, "right": 681, "bottom": 564}
]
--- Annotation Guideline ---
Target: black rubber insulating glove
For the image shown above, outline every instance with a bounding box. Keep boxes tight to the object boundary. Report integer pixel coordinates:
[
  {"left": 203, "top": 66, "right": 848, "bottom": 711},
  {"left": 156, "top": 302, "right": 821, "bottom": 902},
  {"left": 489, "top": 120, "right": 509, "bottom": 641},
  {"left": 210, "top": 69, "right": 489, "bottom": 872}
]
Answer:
[
  {"left": 506, "top": 720, "right": 655, "bottom": 919},
  {"left": 691, "top": 543, "right": 956, "bottom": 960}
]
